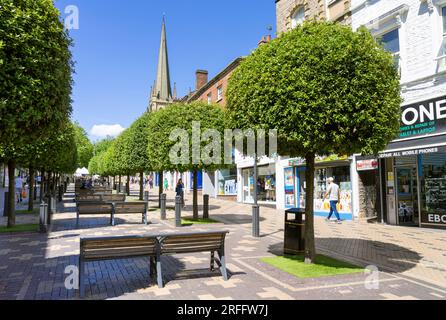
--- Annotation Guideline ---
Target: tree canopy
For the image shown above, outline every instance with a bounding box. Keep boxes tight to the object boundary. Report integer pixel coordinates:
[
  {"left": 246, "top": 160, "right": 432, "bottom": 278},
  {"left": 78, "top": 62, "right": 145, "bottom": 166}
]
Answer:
[
  {"left": 226, "top": 21, "right": 402, "bottom": 263},
  {"left": 73, "top": 122, "right": 94, "bottom": 168},
  {"left": 0, "top": 0, "right": 74, "bottom": 147},
  {"left": 226, "top": 21, "right": 402, "bottom": 158}
]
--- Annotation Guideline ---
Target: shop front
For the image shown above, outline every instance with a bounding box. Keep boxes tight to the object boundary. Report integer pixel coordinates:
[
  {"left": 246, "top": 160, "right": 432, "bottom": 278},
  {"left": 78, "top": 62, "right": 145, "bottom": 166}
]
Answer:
[
  {"left": 363, "top": 94, "right": 446, "bottom": 228},
  {"left": 241, "top": 163, "right": 276, "bottom": 204},
  {"left": 283, "top": 156, "right": 354, "bottom": 220}
]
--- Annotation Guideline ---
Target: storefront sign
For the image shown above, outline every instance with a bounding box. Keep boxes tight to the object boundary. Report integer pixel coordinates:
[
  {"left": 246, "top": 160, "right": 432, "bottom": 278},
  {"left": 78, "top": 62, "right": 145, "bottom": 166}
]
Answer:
[
  {"left": 379, "top": 147, "right": 439, "bottom": 159},
  {"left": 422, "top": 213, "right": 446, "bottom": 226},
  {"left": 356, "top": 159, "right": 378, "bottom": 171},
  {"left": 399, "top": 96, "right": 446, "bottom": 139}
]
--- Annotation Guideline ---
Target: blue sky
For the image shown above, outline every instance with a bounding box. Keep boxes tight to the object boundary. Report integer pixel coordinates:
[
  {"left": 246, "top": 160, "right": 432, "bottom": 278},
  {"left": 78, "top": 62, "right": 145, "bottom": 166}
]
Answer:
[{"left": 54, "top": 0, "right": 277, "bottom": 141}]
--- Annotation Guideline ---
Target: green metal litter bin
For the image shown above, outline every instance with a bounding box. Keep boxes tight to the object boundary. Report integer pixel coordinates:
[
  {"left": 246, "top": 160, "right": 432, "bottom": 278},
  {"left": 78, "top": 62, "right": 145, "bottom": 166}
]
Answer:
[{"left": 284, "top": 208, "right": 305, "bottom": 255}]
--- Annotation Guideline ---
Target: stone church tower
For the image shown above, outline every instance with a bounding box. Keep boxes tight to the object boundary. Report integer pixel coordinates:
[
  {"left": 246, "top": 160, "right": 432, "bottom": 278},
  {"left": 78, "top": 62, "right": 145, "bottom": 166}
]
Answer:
[{"left": 148, "top": 17, "right": 175, "bottom": 112}]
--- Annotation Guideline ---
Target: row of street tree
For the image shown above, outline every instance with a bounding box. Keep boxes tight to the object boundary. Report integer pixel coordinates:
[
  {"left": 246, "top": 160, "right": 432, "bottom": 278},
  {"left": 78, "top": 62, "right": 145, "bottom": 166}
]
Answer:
[
  {"left": 0, "top": 0, "right": 92, "bottom": 227},
  {"left": 89, "top": 21, "right": 402, "bottom": 264}
]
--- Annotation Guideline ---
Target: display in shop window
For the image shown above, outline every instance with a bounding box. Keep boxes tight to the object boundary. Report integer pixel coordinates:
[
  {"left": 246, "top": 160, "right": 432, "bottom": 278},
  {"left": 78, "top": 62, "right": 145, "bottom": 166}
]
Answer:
[{"left": 284, "top": 167, "right": 295, "bottom": 207}]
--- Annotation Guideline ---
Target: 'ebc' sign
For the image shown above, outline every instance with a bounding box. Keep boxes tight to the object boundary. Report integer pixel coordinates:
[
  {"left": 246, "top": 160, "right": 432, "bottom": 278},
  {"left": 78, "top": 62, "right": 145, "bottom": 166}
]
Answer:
[{"left": 399, "top": 96, "right": 446, "bottom": 139}]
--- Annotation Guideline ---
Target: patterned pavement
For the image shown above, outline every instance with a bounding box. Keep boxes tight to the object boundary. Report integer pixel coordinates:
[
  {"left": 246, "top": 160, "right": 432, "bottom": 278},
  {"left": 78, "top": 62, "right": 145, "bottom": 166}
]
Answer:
[{"left": 0, "top": 184, "right": 446, "bottom": 300}]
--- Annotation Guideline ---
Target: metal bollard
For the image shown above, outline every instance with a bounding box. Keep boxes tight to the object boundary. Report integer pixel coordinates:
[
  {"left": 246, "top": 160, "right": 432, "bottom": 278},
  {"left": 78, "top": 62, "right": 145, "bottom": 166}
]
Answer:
[
  {"left": 175, "top": 196, "right": 182, "bottom": 227},
  {"left": 144, "top": 191, "right": 149, "bottom": 202},
  {"left": 160, "top": 193, "right": 167, "bottom": 220},
  {"left": 51, "top": 196, "right": 56, "bottom": 214},
  {"left": 203, "top": 194, "right": 209, "bottom": 219},
  {"left": 252, "top": 205, "right": 260, "bottom": 237},
  {"left": 39, "top": 202, "right": 48, "bottom": 233},
  {"left": 46, "top": 195, "right": 52, "bottom": 225},
  {"left": 3, "top": 192, "right": 9, "bottom": 217}
]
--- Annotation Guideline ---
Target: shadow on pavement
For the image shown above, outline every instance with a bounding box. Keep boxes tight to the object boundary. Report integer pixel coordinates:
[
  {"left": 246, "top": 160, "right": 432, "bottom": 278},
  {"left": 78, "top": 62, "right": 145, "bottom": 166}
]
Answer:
[{"left": 266, "top": 238, "right": 422, "bottom": 274}]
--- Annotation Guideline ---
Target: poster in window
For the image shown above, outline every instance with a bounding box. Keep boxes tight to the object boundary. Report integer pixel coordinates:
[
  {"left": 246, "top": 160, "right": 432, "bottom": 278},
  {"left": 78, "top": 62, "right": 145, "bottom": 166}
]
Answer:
[{"left": 284, "top": 167, "right": 295, "bottom": 207}]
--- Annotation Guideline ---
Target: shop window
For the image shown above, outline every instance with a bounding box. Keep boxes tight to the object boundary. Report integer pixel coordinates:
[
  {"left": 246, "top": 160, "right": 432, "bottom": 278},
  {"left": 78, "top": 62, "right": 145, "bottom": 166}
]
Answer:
[
  {"left": 242, "top": 163, "right": 276, "bottom": 203},
  {"left": 291, "top": 6, "right": 305, "bottom": 29},
  {"left": 217, "top": 167, "right": 237, "bottom": 196},
  {"left": 420, "top": 153, "right": 446, "bottom": 226}
]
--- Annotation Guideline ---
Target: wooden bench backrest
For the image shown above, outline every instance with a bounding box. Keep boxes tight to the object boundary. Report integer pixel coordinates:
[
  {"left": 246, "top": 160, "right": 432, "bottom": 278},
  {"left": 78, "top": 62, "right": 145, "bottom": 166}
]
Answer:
[
  {"left": 159, "top": 231, "right": 228, "bottom": 254},
  {"left": 101, "top": 194, "right": 126, "bottom": 202},
  {"left": 77, "top": 202, "right": 113, "bottom": 214},
  {"left": 76, "top": 194, "right": 102, "bottom": 202},
  {"left": 95, "top": 189, "right": 112, "bottom": 194},
  {"left": 114, "top": 202, "right": 146, "bottom": 214},
  {"left": 80, "top": 236, "right": 157, "bottom": 261}
]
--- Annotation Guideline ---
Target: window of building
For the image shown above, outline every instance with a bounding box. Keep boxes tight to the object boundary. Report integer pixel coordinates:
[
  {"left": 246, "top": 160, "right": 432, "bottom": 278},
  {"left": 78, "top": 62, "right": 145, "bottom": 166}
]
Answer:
[
  {"left": 207, "top": 92, "right": 212, "bottom": 104},
  {"left": 437, "top": 6, "right": 446, "bottom": 62},
  {"left": 379, "top": 28, "right": 401, "bottom": 72},
  {"left": 217, "top": 86, "right": 223, "bottom": 101},
  {"left": 291, "top": 6, "right": 305, "bottom": 29}
]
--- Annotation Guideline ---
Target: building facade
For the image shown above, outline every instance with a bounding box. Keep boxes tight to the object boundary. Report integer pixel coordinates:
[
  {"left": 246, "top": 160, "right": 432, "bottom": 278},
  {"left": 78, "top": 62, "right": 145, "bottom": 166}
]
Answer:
[
  {"left": 351, "top": 0, "right": 446, "bottom": 228},
  {"left": 187, "top": 58, "right": 243, "bottom": 201},
  {"left": 274, "top": 0, "right": 446, "bottom": 228}
]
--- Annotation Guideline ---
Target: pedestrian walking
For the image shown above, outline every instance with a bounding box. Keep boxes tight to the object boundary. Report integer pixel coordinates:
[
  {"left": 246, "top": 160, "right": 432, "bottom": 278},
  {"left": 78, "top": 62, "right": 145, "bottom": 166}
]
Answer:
[
  {"left": 15, "top": 173, "right": 23, "bottom": 203},
  {"left": 325, "top": 177, "right": 341, "bottom": 224},
  {"left": 149, "top": 176, "right": 154, "bottom": 189},
  {"left": 164, "top": 177, "right": 169, "bottom": 191},
  {"left": 175, "top": 178, "right": 185, "bottom": 209}
]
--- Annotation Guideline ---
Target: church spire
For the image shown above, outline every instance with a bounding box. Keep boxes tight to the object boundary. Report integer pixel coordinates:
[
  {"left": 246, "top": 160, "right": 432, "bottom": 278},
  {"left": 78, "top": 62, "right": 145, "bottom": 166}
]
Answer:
[{"left": 154, "top": 16, "right": 172, "bottom": 102}]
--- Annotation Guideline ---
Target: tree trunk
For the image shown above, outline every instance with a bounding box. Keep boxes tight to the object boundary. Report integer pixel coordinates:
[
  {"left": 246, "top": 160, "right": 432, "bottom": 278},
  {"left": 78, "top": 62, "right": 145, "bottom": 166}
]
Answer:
[
  {"left": 7, "top": 159, "right": 16, "bottom": 228},
  {"left": 126, "top": 175, "right": 130, "bottom": 196},
  {"left": 304, "top": 153, "right": 316, "bottom": 264},
  {"left": 28, "top": 166, "right": 35, "bottom": 212},
  {"left": 139, "top": 171, "right": 144, "bottom": 201},
  {"left": 118, "top": 175, "right": 121, "bottom": 193},
  {"left": 193, "top": 169, "right": 198, "bottom": 219},
  {"left": 158, "top": 171, "right": 163, "bottom": 208}
]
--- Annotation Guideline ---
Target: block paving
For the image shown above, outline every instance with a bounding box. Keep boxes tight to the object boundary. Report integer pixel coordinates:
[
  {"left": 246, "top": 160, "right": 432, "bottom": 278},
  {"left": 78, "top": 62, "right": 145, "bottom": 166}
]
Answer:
[{"left": 0, "top": 184, "right": 446, "bottom": 300}]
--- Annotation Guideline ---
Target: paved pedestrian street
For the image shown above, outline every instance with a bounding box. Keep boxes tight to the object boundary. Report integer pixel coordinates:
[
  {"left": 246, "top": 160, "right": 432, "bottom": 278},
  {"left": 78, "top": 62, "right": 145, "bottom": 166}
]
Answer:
[{"left": 1, "top": 185, "right": 446, "bottom": 300}]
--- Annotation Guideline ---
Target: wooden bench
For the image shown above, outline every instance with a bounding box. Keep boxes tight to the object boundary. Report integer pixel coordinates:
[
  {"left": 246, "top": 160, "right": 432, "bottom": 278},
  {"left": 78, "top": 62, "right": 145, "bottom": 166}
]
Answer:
[
  {"left": 76, "top": 202, "right": 114, "bottom": 227},
  {"left": 78, "top": 231, "right": 229, "bottom": 297},
  {"left": 156, "top": 231, "right": 229, "bottom": 287},
  {"left": 101, "top": 193, "right": 126, "bottom": 203},
  {"left": 112, "top": 202, "right": 148, "bottom": 226},
  {"left": 79, "top": 235, "right": 158, "bottom": 298}
]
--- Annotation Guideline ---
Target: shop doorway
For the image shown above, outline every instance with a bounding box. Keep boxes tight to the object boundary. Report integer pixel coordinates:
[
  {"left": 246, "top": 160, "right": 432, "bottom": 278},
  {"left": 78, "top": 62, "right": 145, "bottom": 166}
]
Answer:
[{"left": 395, "top": 158, "right": 419, "bottom": 226}]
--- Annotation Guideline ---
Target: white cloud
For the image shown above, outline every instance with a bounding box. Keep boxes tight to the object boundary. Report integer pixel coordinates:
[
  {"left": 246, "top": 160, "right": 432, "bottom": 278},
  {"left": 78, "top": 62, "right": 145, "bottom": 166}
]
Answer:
[{"left": 90, "top": 124, "right": 125, "bottom": 138}]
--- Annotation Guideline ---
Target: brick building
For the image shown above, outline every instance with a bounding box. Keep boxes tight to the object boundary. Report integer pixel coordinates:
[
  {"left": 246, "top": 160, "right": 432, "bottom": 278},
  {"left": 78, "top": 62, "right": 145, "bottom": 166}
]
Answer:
[
  {"left": 187, "top": 58, "right": 243, "bottom": 107},
  {"left": 186, "top": 58, "right": 243, "bottom": 201}
]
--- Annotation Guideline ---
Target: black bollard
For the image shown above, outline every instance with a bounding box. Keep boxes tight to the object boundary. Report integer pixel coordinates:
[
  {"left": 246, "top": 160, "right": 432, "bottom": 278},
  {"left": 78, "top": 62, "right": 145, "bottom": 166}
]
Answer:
[
  {"left": 203, "top": 194, "right": 209, "bottom": 219},
  {"left": 160, "top": 193, "right": 167, "bottom": 220},
  {"left": 39, "top": 201, "right": 48, "bottom": 233},
  {"left": 175, "top": 195, "right": 182, "bottom": 227},
  {"left": 252, "top": 205, "right": 260, "bottom": 237},
  {"left": 3, "top": 191, "right": 9, "bottom": 217}
]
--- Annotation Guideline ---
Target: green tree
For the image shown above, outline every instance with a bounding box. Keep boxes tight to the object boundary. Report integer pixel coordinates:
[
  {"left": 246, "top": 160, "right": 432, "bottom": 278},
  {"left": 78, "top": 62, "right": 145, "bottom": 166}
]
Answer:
[
  {"left": 0, "top": 0, "right": 73, "bottom": 227},
  {"left": 147, "top": 102, "right": 227, "bottom": 218},
  {"left": 73, "top": 122, "right": 94, "bottom": 168},
  {"left": 122, "top": 113, "right": 152, "bottom": 200},
  {"left": 226, "top": 21, "right": 402, "bottom": 263}
]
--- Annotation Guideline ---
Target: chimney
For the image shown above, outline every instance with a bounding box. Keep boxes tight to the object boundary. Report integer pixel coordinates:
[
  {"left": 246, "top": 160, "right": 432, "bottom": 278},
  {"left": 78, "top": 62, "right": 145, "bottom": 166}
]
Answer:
[
  {"left": 196, "top": 70, "right": 208, "bottom": 90},
  {"left": 258, "top": 35, "right": 272, "bottom": 47}
]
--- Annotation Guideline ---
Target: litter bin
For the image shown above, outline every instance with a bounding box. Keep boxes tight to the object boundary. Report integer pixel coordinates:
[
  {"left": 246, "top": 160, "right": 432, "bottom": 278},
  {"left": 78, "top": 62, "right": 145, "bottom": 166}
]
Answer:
[{"left": 284, "top": 208, "right": 305, "bottom": 255}]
